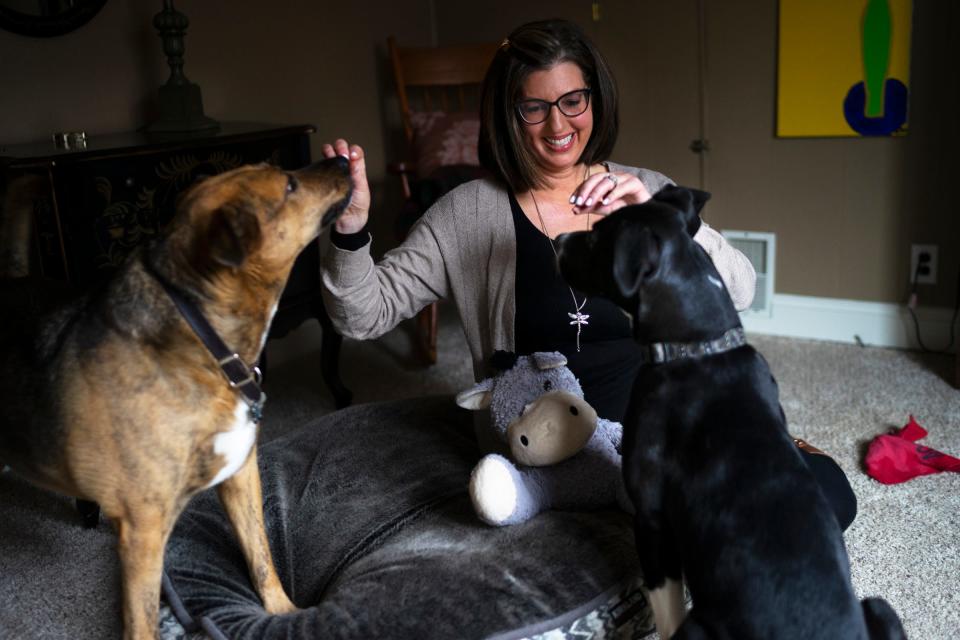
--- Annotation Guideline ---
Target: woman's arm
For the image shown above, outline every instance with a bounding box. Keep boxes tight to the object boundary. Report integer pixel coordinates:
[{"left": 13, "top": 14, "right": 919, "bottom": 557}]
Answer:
[
  {"left": 692, "top": 221, "right": 757, "bottom": 311},
  {"left": 320, "top": 210, "right": 450, "bottom": 341},
  {"left": 319, "top": 138, "right": 451, "bottom": 341}
]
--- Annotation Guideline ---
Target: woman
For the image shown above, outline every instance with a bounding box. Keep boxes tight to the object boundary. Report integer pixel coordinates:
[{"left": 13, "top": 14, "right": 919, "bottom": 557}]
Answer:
[{"left": 320, "top": 19, "right": 856, "bottom": 530}]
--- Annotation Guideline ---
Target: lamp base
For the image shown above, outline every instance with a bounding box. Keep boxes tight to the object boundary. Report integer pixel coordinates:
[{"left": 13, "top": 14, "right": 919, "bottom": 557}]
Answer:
[{"left": 143, "top": 82, "right": 219, "bottom": 134}]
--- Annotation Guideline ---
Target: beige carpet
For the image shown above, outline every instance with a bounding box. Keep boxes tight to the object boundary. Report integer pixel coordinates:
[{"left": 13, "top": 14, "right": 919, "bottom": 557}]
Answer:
[
  {"left": 749, "top": 333, "right": 959, "bottom": 639},
  {"left": 268, "top": 306, "right": 960, "bottom": 639},
  {"left": 1, "top": 304, "right": 957, "bottom": 639}
]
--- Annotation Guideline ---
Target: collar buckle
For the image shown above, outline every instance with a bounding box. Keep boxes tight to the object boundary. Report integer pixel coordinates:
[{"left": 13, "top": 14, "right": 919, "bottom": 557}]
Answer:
[{"left": 148, "top": 264, "right": 268, "bottom": 424}]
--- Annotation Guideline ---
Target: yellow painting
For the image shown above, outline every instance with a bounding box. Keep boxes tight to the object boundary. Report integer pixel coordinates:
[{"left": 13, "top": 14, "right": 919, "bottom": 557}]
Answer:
[{"left": 777, "top": 0, "right": 912, "bottom": 137}]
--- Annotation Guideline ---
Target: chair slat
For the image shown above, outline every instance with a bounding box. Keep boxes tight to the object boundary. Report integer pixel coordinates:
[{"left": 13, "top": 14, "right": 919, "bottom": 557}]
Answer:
[{"left": 398, "top": 42, "right": 498, "bottom": 87}]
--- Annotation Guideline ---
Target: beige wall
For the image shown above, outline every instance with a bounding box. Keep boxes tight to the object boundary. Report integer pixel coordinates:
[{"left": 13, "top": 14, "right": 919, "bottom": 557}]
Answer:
[
  {"left": 0, "top": 1, "right": 158, "bottom": 144},
  {"left": 436, "top": 0, "right": 958, "bottom": 308},
  {"left": 0, "top": 0, "right": 434, "bottom": 253},
  {"left": 2, "top": 0, "right": 956, "bottom": 306}
]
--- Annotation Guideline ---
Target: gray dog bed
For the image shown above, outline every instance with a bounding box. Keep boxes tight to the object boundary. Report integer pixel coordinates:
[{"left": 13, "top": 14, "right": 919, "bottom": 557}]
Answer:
[{"left": 162, "top": 395, "right": 652, "bottom": 639}]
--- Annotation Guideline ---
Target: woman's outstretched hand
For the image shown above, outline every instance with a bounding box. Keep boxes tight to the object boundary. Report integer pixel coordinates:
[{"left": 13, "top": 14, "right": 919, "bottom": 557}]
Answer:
[
  {"left": 571, "top": 169, "right": 652, "bottom": 217},
  {"left": 322, "top": 138, "right": 370, "bottom": 234}
]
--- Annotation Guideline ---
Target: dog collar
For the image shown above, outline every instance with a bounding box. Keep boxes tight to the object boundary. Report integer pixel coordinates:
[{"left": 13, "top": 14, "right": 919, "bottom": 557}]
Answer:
[
  {"left": 148, "top": 265, "right": 267, "bottom": 423},
  {"left": 638, "top": 327, "right": 747, "bottom": 365}
]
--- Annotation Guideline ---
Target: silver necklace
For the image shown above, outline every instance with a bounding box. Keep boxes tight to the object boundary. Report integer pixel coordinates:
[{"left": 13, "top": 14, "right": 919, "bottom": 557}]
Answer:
[{"left": 528, "top": 169, "right": 591, "bottom": 353}]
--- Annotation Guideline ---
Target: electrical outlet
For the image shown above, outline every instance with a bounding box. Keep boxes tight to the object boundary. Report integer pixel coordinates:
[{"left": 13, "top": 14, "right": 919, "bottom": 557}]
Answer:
[{"left": 910, "top": 244, "right": 938, "bottom": 285}]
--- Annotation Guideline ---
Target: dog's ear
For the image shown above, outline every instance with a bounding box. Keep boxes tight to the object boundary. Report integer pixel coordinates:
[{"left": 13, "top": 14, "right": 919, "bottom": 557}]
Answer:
[
  {"left": 654, "top": 185, "right": 709, "bottom": 236},
  {"left": 681, "top": 190, "right": 706, "bottom": 237},
  {"left": 687, "top": 187, "right": 711, "bottom": 213},
  {"left": 207, "top": 203, "right": 263, "bottom": 268},
  {"left": 613, "top": 225, "right": 660, "bottom": 298},
  {"left": 654, "top": 184, "right": 711, "bottom": 210}
]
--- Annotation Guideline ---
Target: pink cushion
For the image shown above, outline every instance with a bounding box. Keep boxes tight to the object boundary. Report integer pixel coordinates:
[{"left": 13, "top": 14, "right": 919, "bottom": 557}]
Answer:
[{"left": 409, "top": 111, "right": 480, "bottom": 178}]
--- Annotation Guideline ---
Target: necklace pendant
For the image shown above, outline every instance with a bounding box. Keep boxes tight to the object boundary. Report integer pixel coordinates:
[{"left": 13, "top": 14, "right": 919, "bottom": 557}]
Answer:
[
  {"left": 568, "top": 311, "right": 590, "bottom": 326},
  {"left": 528, "top": 185, "right": 593, "bottom": 354},
  {"left": 568, "top": 310, "right": 589, "bottom": 353}
]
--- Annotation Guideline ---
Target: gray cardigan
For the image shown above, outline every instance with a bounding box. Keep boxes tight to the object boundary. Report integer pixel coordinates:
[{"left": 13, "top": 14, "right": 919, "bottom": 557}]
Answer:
[{"left": 320, "top": 162, "right": 756, "bottom": 379}]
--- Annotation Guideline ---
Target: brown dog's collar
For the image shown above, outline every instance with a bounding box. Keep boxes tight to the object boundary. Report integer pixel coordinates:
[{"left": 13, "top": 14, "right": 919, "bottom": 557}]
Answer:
[
  {"left": 146, "top": 264, "right": 267, "bottom": 423},
  {"left": 637, "top": 327, "right": 747, "bottom": 364}
]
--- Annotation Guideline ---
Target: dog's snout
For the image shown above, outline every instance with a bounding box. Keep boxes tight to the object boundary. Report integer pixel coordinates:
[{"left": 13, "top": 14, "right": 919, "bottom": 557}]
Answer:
[
  {"left": 306, "top": 155, "right": 350, "bottom": 176},
  {"left": 296, "top": 155, "right": 353, "bottom": 229}
]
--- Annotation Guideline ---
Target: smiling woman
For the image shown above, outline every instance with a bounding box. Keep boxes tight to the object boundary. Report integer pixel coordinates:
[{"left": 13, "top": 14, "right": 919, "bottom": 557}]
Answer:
[
  {"left": 515, "top": 62, "right": 594, "bottom": 187},
  {"left": 0, "top": 0, "right": 106, "bottom": 37},
  {"left": 318, "top": 17, "right": 758, "bottom": 411}
]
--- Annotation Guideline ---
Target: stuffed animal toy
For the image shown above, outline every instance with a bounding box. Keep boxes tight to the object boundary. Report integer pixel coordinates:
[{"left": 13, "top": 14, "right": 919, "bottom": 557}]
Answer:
[{"left": 456, "top": 351, "right": 633, "bottom": 526}]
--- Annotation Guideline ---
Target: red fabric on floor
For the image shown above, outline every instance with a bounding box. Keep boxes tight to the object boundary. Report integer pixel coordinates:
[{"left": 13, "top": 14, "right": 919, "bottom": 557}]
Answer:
[{"left": 865, "top": 415, "right": 960, "bottom": 485}]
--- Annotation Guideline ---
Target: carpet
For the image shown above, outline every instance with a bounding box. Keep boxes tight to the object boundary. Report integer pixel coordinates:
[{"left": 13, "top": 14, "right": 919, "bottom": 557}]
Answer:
[{"left": 1, "top": 306, "right": 957, "bottom": 639}]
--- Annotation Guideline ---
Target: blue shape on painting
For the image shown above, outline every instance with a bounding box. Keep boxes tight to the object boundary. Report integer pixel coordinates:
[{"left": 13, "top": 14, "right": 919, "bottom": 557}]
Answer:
[{"left": 843, "top": 78, "right": 908, "bottom": 135}]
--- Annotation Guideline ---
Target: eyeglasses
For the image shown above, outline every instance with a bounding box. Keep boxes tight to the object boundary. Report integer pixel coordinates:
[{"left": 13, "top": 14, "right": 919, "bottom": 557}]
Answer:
[{"left": 515, "top": 89, "right": 592, "bottom": 124}]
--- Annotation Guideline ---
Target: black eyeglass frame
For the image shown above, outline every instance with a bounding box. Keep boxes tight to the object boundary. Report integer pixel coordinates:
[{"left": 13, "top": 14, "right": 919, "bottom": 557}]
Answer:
[{"left": 514, "top": 89, "right": 592, "bottom": 125}]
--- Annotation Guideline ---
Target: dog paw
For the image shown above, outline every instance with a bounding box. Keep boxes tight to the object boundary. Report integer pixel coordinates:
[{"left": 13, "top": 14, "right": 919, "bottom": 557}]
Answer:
[{"left": 470, "top": 455, "right": 519, "bottom": 526}]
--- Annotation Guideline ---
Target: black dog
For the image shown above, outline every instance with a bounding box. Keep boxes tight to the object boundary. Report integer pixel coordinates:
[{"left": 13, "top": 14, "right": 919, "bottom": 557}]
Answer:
[{"left": 555, "top": 186, "right": 906, "bottom": 639}]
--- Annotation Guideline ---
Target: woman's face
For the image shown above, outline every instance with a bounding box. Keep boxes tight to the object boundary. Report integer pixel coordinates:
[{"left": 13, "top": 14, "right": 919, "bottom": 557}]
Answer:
[{"left": 517, "top": 61, "right": 593, "bottom": 179}]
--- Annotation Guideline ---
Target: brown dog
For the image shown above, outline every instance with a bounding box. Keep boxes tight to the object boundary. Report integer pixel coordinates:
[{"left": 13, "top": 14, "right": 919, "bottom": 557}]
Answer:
[{"left": 0, "top": 158, "right": 351, "bottom": 639}]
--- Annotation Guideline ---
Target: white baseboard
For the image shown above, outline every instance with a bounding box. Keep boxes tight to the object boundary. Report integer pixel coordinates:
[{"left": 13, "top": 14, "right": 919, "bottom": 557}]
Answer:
[{"left": 741, "top": 294, "right": 958, "bottom": 353}]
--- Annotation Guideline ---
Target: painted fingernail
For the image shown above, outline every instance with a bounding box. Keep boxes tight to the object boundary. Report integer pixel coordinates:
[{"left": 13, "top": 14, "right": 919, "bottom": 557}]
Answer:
[
  {"left": 585, "top": 198, "right": 594, "bottom": 206},
  {"left": 569, "top": 195, "right": 577, "bottom": 204},
  {"left": 575, "top": 196, "right": 584, "bottom": 206},
  {"left": 601, "top": 198, "right": 609, "bottom": 205}
]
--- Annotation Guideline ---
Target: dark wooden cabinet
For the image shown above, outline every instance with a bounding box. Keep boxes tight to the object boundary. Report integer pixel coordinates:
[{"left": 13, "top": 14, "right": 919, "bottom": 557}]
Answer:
[{"left": 1, "top": 121, "right": 351, "bottom": 407}]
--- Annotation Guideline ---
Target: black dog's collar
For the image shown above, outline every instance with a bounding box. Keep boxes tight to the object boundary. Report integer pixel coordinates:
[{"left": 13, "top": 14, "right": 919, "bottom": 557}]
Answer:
[
  {"left": 638, "top": 327, "right": 747, "bottom": 365},
  {"left": 147, "top": 265, "right": 267, "bottom": 423}
]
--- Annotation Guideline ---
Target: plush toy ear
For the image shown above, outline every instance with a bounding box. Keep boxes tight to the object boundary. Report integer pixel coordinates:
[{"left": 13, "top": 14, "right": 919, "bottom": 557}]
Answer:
[
  {"left": 207, "top": 203, "right": 262, "bottom": 268},
  {"left": 613, "top": 225, "right": 659, "bottom": 298},
  {"left": 456, "top": 378, "right": 494, "bottom": 410},
  {"left": 532, "top": 351, "right": 568, "bottom": 370}
]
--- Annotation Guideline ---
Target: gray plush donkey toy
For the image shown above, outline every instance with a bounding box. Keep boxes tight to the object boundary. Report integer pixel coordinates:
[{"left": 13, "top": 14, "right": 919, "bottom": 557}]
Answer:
[{"left": 456, "top": 351, "right": 633, "bottom": 526}]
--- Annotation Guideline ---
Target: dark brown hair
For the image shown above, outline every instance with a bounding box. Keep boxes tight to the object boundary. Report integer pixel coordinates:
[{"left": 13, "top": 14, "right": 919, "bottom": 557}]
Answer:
[{"left": 478, "top": 19, "right": 619, "bottom": 192}]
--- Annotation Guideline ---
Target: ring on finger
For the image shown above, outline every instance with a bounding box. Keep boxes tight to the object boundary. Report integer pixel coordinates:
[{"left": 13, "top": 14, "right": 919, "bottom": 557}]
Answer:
[{"left": 604, "top": 173, "right": 619, "bottom": 187}]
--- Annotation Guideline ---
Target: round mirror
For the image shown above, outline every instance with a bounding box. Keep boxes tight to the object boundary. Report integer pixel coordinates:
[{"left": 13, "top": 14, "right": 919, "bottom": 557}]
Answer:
[{"left": 0, "top": 0, "right": 107, "bottom": 38}]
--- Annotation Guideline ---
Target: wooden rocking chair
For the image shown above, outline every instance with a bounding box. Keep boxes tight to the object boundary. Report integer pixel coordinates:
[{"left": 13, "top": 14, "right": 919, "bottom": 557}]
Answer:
[{"left": 386, "top": 36, "right": 497, "bottom": 364}]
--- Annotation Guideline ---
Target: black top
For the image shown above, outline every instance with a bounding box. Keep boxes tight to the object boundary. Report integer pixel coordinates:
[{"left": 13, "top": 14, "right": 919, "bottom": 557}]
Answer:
[{"left": 511, "top": 192, "right": 643, "bottom": 422}]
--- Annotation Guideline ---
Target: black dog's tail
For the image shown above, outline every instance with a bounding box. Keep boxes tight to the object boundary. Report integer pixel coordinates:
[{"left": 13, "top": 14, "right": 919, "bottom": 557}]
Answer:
[
  {"left": 0, "top": 174, "right": 43, "bottom": 278},
  {"left": 862, "top": 597, "right": 908, "bottom": 640}
]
